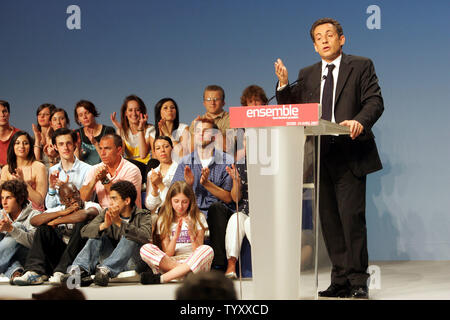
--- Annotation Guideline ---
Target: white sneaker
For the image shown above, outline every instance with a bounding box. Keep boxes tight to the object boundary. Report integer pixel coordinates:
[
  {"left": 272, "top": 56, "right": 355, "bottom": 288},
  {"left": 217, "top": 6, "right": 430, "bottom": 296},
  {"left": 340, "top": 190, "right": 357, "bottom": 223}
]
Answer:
[
  {"left": 13, "top": 271, "right": 48, "bottom": 286},
  {"left": 49, "top": 272, "right": 65, "bottom": 284}
]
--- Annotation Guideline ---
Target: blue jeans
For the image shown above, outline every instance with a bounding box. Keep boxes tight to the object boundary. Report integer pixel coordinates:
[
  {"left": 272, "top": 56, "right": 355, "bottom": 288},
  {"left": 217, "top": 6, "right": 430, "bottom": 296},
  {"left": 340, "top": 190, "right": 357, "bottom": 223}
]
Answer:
[
  {"left": 0, "top": 233, "right": 29, "bottom": 278},
  {"left": 71, "top": 235, "right": 141, "bottom": 277}
]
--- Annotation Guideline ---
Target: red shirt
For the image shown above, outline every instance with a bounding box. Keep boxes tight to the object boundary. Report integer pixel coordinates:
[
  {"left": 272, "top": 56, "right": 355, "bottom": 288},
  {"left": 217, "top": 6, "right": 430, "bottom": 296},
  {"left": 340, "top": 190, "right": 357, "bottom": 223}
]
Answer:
[{"left": 0, "top": 127, "right": 20, "bottom": 166}]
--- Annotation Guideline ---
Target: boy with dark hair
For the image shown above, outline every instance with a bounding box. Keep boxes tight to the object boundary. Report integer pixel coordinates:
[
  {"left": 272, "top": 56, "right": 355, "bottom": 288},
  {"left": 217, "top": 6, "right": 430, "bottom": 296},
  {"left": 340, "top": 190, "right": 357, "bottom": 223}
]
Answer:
[
  {"left": 64, "top": 180, "right": 152, "bottom": 287},
  {"left": 0, "top": 180, "right": 41, "bottom": 283}
]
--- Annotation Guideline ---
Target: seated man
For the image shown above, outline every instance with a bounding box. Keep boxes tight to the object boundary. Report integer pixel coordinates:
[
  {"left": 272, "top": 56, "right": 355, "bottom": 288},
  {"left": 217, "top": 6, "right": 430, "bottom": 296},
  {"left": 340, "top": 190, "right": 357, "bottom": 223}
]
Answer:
[
  {"left": 45, "top": 128, "right": 92, "bottom": 209},
  {"left": 13, "top": 183, "right": 101, "bottom": 285},
  {"left": 172, "top": 117, "right": 234, "bottom": 271},
  {"left": 0, "top": 180, "right": 41, "bottom": 283},
  {"left": 80, "top": 133, "right": 142, "bottom": 208},
  {"left": 188, "top": 85, "right": 235, "bottom": 154},
  {"left": 64, "top": 180, "right": 152, "bottom": 287}
]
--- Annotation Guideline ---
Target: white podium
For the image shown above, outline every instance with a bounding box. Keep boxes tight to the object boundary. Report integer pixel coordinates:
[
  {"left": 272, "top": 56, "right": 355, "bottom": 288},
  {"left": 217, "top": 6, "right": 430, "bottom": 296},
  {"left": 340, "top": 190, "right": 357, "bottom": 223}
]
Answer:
[{"left": 245, "top": 119, "right": 350, "bottom": 300}]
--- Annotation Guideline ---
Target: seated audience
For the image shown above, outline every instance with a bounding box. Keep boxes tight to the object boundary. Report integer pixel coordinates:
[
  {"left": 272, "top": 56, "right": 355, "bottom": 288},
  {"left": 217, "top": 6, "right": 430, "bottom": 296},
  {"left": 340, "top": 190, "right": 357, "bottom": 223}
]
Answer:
[
  {"left": 153, "top": 98, "right": 189, "bottom": 158},
  {"left": 45, "top": 128, "right": 92, "bottom": 209},
  {"left": 13, "top": 183, "right": 101, "bottom": 285},
  {"left": 1, "top": 131, "right": 47, "bottom": 211},
  {"left": 0, "top": 180, "right": 41, "bottom": 283},
  {"left": 74, "top": 100, "right": 115, "bottom": 165},
  {"left": 80, "top": 133, "right": 142, "bottom": 208},
  {"left": 172, "top": 118, "right": 233, "bottom": 271},
  {"left": 64, "top": 180, "right": 152, "bottom": 287},
  {"left": 0, "top": 100, "right": 20, "bottom": 167},
  {"left": 145, "top": 136, "right": 178, "bottom": 213},
  {"left": 140, "top": 181, "right": 213, "bottom": 284},
  {"left": 110, "top": 94, "right": 155, "bottom": 180}
]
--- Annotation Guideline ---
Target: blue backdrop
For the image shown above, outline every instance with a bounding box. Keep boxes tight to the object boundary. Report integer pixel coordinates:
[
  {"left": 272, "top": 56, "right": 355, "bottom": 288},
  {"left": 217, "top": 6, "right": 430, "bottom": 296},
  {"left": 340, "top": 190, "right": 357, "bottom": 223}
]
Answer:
[{"left": 1, "top": 0, "right": 449, "bottom": 260}]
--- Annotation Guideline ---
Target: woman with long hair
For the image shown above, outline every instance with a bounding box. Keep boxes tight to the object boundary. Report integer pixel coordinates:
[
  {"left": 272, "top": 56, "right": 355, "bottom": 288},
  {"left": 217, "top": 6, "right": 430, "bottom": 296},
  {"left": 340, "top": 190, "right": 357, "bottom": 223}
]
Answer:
[
  {"left": 139, "top": 181, "right": 213, "bottom": 284},
  {"left": 153, "top": 98, "right": 189, "bottom": 158},
  {"left": 110, "top": 95, "right": 155, "bottom": 179},
  {"left": 145, "top": 136, "right": 178, "bottom": 213},
  {"left": 0, "top": 131, "right": 48, "bottom": 211}
]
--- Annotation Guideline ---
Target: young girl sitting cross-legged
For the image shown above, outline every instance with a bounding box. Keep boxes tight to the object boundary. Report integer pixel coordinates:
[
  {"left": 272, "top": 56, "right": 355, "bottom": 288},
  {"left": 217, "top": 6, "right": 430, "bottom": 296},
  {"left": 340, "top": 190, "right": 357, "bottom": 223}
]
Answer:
[{"left": 139, "top": 180, "right": 214, "bottom": 284}]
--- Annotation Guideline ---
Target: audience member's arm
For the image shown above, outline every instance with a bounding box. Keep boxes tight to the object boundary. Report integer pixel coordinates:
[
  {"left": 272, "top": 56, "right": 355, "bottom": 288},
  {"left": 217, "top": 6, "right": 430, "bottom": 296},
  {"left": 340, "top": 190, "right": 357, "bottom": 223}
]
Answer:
[
  {"left": 200, "top": 168, "right": 232, "bottom": 204},
  {"left": 47, "top": 206, "right": 100, "bottom": 226},
  {"left": 31, "top": 204, "right": 79, "bottom": 227}
]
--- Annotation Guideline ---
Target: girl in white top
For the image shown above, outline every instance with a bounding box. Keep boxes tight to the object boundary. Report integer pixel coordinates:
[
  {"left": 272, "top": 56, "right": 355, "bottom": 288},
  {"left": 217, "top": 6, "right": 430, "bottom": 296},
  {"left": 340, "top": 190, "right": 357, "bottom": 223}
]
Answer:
[
  {"left": 152, "top": 98, "right": 189, "bottom": 159},
  {"left": 145, "top": 136, "right": 178, "bottom": 212},
  {"left": 110, "top": 95, "right": 155, "bottom": 178},
  {"left": 139, "top": 181, "right": 214, "bottom": 284}
]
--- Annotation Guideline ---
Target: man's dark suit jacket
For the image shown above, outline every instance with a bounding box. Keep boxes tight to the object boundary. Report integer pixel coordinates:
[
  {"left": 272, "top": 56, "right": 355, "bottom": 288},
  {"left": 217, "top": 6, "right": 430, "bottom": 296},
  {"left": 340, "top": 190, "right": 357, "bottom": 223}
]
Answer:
[{"left": 276, "top": 53, "right": 384, "bottom": 177}]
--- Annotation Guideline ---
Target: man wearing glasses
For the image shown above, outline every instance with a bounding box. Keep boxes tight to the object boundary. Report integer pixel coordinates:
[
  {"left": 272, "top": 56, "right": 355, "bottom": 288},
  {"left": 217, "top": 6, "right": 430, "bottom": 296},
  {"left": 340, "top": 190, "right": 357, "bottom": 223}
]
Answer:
[{"left": 189, "top": 85, "right": 233, "bottom": 153}]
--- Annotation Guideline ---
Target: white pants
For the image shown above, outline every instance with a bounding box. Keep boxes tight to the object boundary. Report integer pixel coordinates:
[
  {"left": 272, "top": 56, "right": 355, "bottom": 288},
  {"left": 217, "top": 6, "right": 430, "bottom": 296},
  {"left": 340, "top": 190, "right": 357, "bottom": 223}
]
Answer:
[{"left": 225, "top": 212, "right": 251, "bottom": 260}]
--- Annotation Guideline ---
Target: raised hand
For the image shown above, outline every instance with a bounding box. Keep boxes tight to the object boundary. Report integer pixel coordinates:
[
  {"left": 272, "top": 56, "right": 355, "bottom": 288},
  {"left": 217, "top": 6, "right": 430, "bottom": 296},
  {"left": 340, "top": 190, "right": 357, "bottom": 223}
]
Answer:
[
  {"left": 184, "top": 166, "right": 194, "bottom": 186},
  {"left": 110, "top": 112, "right": 122, "bottom": 131},
  {"left": 158, "top": 119, "right": 169, "bottom": 136},
  {"left": 225, "top": 164, "right": 240, "bottom": 182},
  {"left": 32, "top": 123, "right": 43, "bottom": 146},
  {"left": 138, "top": 113, "right": 148, "bottom": 131},
  {"left": 199, "top": 167, "right": 210, "bottom": 185},
  {"left": 274, "top": 58, "right": 289, "bottom": 87}
]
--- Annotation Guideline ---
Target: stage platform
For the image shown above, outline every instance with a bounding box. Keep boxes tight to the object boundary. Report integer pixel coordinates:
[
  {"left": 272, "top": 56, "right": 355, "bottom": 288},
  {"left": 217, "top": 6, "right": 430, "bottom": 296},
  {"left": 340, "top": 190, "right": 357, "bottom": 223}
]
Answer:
[{"left": 1, "top": 260, "right": 450, "bottom": 300}]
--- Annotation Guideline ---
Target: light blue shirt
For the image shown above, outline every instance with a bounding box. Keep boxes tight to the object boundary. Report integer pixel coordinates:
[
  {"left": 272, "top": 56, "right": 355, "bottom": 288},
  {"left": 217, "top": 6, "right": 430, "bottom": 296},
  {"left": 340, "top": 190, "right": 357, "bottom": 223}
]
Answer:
[{"left": 45, "top": 157, "right": 92, "bottom": 209}]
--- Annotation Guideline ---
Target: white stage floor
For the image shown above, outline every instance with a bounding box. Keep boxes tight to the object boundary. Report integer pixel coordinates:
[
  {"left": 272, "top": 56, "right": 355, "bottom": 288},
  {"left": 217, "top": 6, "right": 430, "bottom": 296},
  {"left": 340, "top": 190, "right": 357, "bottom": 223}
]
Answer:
[{"left": 1, "top": 261, "right": 450, "bottom": 300}]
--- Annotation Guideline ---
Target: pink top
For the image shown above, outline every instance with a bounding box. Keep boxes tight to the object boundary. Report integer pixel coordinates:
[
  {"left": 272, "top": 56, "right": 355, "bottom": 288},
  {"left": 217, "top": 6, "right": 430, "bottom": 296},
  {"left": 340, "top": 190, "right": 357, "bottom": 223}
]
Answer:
[{"left": 83, "top": 157, "right": 142, "bottom": 208}]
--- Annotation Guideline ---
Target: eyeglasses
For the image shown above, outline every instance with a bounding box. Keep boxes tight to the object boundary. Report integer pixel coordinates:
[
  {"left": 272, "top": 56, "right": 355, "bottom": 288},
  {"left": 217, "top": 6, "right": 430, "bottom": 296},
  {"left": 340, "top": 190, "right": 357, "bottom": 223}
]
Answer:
[{"left": 204, "top": 97, "right": 223, "bottom": 102}]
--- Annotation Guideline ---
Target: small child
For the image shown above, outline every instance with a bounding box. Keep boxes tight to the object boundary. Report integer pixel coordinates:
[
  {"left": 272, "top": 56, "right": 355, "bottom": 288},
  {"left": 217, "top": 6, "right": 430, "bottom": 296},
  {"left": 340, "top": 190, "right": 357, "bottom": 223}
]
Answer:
[{"left": 140, "top": 181, "right": 213, "bottom": 284}]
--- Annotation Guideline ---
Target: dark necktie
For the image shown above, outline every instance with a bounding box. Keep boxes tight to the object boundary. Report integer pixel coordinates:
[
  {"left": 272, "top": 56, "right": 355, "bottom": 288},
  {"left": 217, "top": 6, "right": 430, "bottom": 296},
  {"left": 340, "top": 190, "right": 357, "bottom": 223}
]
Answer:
[{"left": 322, "top": 64, "right": 335, "bottom": 121}]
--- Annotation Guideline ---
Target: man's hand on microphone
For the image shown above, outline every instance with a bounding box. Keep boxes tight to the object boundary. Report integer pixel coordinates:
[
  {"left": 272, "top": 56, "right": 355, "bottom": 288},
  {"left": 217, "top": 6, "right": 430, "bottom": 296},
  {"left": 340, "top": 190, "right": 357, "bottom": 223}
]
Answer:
[{"left": 274, "top": 58, "right": 289, "bottom": 88}]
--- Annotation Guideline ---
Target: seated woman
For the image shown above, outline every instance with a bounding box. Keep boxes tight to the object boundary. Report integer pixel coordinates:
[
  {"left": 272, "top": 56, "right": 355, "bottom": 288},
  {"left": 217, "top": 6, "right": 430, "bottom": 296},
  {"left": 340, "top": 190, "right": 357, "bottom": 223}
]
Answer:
[
  {"left": 153, "top": 98, "right": 189, "bottom": 159},
  {"left": 110, "top": 95, "right": 155, "bottom": 180},
  {"left": 139, "top": 181, "right": 214, "bottom": 284},
  {"left": 145, "top": 136, "right": 178, "bottom": 214},
  {"left": 32, "top": 103, "right": 56, "bottom": 168},
  {"left": 42, "top": 108, "right": 71, "bottom": 166},
  {"left": 1, "top": 131, "right": 48, "bottom": 211},
  {"left": 74, "top": 100, "right": 115, "bottom": 165}
]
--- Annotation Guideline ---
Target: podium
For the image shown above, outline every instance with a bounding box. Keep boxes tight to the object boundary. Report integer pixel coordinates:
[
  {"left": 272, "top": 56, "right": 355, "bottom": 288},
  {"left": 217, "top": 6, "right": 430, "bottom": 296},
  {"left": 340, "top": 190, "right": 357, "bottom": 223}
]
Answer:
[{"left": 230, "top": 104, "right": 350, "bottom": 299}]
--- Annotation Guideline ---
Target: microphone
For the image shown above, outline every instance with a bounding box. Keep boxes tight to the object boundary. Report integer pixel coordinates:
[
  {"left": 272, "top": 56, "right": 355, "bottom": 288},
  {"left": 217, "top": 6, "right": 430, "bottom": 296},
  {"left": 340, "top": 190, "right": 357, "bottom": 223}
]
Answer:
[{"left": 267, "top": 79, "right": 300, "bottom": 104}]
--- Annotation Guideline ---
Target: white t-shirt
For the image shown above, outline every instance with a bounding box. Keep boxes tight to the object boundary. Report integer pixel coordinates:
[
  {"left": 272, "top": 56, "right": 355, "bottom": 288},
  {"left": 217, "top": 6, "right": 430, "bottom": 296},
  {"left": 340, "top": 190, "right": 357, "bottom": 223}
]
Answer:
[
  {"left": 150, "top": 123, "right": 188, "bottom": 143},
  {"left": 45, "top": 201, "right": 102, "bottom": 244},
  {"left": 156, "top": 213, "right": 208, "bottom": 256}
]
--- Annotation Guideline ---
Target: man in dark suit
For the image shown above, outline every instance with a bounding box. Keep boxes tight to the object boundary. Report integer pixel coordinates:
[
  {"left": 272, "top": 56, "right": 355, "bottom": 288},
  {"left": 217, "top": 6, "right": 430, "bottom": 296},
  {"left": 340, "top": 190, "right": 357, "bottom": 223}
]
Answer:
[{"left": 275, "top": 18, "right": 383, "bottom": 299}]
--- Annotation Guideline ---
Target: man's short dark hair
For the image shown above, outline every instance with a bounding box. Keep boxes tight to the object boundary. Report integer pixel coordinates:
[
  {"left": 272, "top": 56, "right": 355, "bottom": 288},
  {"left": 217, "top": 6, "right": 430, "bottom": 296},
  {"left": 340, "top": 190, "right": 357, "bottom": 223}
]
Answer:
[
  {"left": 51, "top": 128, "right": 78, "bottom": 146},
  {"left": 175, "top": 270, "right": 237, "bottom": 300},
  {"left": 203, "top": 85, "right": 225, "bottom": 101},
  {"left": 110, "top": 180, "right": 137, "bottom": 206},
  {"left": 0, "top": 100, "right": 10, "bottom": 113},
  {"left": 310, "top": 17, "right": 344, "bottom": 42},
  {"left": 101, "top": 133, "right": 123, "bottom": 148},
  {"left": 0, "top": 180, "right": 29, "bottom": 209}
]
